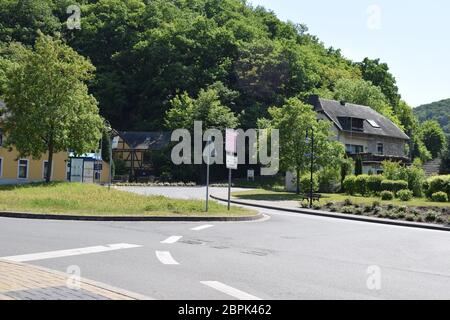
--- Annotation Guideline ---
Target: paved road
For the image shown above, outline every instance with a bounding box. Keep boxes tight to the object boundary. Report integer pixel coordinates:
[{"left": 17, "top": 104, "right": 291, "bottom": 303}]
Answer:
[{"left": 1, "top": 187, "right": 450, "bottom": 299}]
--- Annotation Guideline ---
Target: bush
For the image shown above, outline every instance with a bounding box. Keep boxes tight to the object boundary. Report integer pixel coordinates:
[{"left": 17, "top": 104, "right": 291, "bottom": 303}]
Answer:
[
  {"left": 367, "top": 175, "right": 384, "bottom": 194},
  {"left": 431, "top": 192, "right": 448, "bottom": 203},
  {"left": 341, "top": 206, "right": 354, "bottom": 214},
  {"left": 381, "top": 180, "right": 408, "bottom": 193},
  {"left": 343, "top": 175, "right": 356, "bottom": 195},
  {"left": 300, "top": 174, "right": 319, "bottom": 194},
  {"left": 424, "top": 175, "right": 450, "bottom": 198},
  {"left": 381, "top": 191, "right": 394, "bottom": 201},
  {"left": 397, "top": 189, "right": 413, "bottom": 202},
  {"left": 344, "top": 198, "right": 353, "bottom": 206},
  {"left": 355, "top": 174, "right": 370, "bottom": 195},
  {"left": 425, "top": 211, "right": 438, "bottom": 222}
]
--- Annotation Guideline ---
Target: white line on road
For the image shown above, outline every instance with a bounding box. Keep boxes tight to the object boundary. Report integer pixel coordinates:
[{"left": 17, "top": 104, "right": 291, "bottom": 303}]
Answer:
[
  {"left": 1, "top": 243, "right": 142, "bottom": 262},
  {"left": 191, "top": 224, "right": 214, "bottom": 231},
  {"left": 160, "top": 236, "right": 183, "bottom": 244},
  {"left": 201, "top": 281, "right": 262, "bottom": 300},
  {"left": 155, "top": 251, "right": 179, "bottom": 265}
]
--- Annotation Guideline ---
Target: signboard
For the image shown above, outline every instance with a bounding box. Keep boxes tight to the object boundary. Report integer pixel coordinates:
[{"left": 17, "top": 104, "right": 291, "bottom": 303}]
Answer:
[
  {"left": 225, "top": 129, "right": 238, "bottom": 154},
  {"left": 226, "top": 153, "right": 238, "bottom": 170},
  {"left": 203, "top": 140, "right": 216, "bottom": 165},
  {"left": 247, "top": 169, "right": 255, "bottom": 181},
  {"left": 83, "top": 161, "right": 94, "bottom": 183},
  {"left": 70, "top": 158, "right": 83, "bottom": 183}
]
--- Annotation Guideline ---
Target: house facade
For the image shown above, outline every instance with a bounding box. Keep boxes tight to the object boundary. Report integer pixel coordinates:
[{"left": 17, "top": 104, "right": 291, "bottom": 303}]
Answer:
[
  {"left": 112, "top": 131, "right": 171, "bottom": 180},
  {"left": 0, "top": 101, "right": 110, "bottom": 185},
  {"left": 309, "top": 95, "right": 410, "bottom": 174}
]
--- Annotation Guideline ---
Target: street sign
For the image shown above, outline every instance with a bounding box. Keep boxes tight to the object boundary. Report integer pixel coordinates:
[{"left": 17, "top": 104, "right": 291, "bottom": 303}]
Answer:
[
  {"left": 225, "top": 129, "right": 238, "bottom": 154},
  {"left": 203, "top": 140, "right": 216, "bottom": 165},
  {"left": 226, "top": 153, "right": 238, "bottom": 170}
]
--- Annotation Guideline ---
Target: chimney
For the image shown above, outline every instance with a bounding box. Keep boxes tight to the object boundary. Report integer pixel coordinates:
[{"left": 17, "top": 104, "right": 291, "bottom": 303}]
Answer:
[
  {"left": 308, "top": 94, "right": 321, "bottom": 110},
  {"left": 340, "top": 100, "right": 346, "bottom": 106}
]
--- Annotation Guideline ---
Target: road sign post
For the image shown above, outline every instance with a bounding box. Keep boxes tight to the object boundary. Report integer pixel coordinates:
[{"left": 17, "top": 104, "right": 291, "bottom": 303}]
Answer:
[
  {"left": 225, "top": 129, "right": 238, "bottom": 211},
  {"left": 203, "top": 138, "right": 216, "bottom": 212}
]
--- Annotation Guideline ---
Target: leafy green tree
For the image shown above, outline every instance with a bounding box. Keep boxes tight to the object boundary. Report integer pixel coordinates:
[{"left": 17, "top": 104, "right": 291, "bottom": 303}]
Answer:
[
  {"left": 355, "top": 155, "right": 363, "bottom": 176},
  {"left": 331, "top": 78, "right": 401, "bottom": 128},
  {"left": 439, "top": 140, "right": 450, "bottom": 174},
  {"left": 358, "top": 58, "right": 401, "bottom": 110},
  {"left": 259, "top": 97, "right": 345, "bottom": 194},
  {"left": 420, "top": 120, "right": 447, "bottom": 159},
  {"left": 165, "top": 86, "right": 239, "bottom": 130},
  {"left": 2, "top": 33, "right": 104, "bottom": 182}
]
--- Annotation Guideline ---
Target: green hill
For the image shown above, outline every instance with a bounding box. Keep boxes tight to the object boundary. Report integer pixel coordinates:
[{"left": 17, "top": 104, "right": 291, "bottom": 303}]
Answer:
[{"left": 414, "top": 99, "right": 450, "bottom": 134}]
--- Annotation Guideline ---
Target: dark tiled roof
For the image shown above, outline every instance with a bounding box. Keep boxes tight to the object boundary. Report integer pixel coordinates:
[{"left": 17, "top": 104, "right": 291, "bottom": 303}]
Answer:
[
  {"left": 309, "top": 96, "right": 410, "bottom": 140},
  {"left": 119, "top": 131, "right": 171, "bottom": 150}
]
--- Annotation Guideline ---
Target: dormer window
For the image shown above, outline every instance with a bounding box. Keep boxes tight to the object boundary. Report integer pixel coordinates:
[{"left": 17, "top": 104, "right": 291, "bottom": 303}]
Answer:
[
  {"left": 351, "top": 118, "right": 364, "bottom": 132},
  {"left": 338, "top": 117, "right": 364, "bottom": 132}
]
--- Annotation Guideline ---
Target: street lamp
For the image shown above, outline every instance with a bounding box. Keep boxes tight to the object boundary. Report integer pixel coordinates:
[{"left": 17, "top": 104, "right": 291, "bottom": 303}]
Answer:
[{"left": 306, "top": 126, "right": 314, "bottom": 209}]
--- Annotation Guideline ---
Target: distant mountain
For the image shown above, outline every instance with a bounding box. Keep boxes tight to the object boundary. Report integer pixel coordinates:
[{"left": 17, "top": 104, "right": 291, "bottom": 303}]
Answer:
[{"left": 414, "top": 99, "right": 450, "bottom": 135}]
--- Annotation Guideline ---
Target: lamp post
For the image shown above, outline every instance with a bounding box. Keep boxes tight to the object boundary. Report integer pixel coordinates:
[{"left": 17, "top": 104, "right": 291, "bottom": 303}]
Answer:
[
  {"left": 306, "top": 126, "right": 314, "bottom": 209},
  {"left": 103, "top": 120, "right": 113, "bottom": 190}
]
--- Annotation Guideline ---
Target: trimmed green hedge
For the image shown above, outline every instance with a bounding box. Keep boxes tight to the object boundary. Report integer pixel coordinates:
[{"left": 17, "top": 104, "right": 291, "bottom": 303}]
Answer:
[
  {"left": 381, "top": 191, "right": 394, "bottom": 200},
  {"left": 343, "top": 175, "right": 356, "bottom": 195},
  {"left": 381, "top": 180, "right": 408, "bottom": 193},
  {"left": 367, "top": 175, "right": 384, "bottom": 194},
  {"left": 397, "top": 189, "right": 413, "bottom": 202},
  {"left": 431, "top": 192, "right": 448, "bottom": 202},
  {"left": 424, "top": 175, "right": 450, "bottom": 199}
]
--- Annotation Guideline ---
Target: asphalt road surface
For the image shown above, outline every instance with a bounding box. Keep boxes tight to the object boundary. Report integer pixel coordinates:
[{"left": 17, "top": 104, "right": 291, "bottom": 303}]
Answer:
[{"left": 1, "top": 187, "right": 450, "bottom": 300}]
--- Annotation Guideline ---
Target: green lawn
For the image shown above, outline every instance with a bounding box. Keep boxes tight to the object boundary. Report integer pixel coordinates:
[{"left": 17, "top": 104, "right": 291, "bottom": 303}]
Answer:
[
  {"left": 232, "top": 189, "right": 450, "bottom": 208},
  {"left": 0, "top": 183, "right": 256, "bottom": 217}
]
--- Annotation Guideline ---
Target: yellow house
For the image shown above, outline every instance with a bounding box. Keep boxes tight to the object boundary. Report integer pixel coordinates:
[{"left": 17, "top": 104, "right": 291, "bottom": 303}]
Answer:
[{"left": 0, "top": 101, "right": 110, "bottom": 185}]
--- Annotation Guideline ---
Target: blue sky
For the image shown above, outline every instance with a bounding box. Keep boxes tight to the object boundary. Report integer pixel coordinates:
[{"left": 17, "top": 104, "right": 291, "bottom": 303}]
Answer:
[{"left": 249, "top": 0, "right": 450, "bottom": 107}]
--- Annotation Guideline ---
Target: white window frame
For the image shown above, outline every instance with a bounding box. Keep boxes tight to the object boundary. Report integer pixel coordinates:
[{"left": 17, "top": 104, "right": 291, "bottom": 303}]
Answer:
[
  {"left": 0, "top": 157, "right": 3, "bottom": 177},
  {"left": 42, "top": 160, "right": 53, "bottom": 180},
  {"left": 17, "top": 159, "right": 29, "bottom": 180}
]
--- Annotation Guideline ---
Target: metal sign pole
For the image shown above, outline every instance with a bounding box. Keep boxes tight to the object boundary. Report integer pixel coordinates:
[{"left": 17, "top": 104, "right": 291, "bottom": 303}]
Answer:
[
  {"left": 228, "top": 168, "right": 231, "bottom": 210},
  {"left": 206, "top": 139, "right": 211, "bottom": 212},
  {"left": 109, "top": 136, "right": 113, "bottom": 191}
]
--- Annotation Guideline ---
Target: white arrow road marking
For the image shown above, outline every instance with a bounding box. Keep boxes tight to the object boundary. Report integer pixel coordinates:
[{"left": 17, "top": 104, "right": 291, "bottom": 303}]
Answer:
[
  {"left": 155, "top": 251, "right": 179, "bottom": 265},
  {"left": 191, "top": 224, "right": 214, "bottom": 231},
  {"left": 201, "top": 281, "right": 262, "bottom": 300},
  {"left": 160, "top": 236, "right": 182, "bottom": 244},
  {"left": 1, "top": 243, "right": 142, "bottom": 262}
]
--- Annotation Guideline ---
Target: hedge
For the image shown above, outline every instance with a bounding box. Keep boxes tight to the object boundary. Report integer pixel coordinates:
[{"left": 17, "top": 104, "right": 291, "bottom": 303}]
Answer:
[
  {"left": 397, "top": 189, "right": 413, "bottom": 202},
  {"left": 355, "top": 174, "right": 370, "bottom": 196},
  {"left": 424, "top": 175, "right": 450, "bottom": 198},
  {"left": 343, "top": 175, "right": 356, "bottom": 195},
  {"left": 367, "top": 175, "right": 384, "bottom": 194},
  {"left": 381, "top": 191, "right": 394, "bottom": 200},
  {"left": 381, "top": 180, "right": 408, "bottom": 193},
  {"left": 431, "top": 192, "right": 448, "bottom": 203}
]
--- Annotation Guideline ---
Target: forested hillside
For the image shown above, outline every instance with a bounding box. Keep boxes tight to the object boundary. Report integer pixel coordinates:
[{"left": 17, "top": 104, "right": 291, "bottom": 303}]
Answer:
[{"left": 414, "top": 99, "right": 450, "bottom": 135}]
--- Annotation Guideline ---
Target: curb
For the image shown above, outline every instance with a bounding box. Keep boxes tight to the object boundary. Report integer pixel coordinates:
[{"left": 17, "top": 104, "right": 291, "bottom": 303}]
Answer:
[
  {"left": 0, "top": 260, "right": 152, "bottom": 300},
  {"left": 0, "top": 210, "right": 263, "bottom": 222},
  {"left": 210, "top": 195, "right": 450, "bottom": 232}
]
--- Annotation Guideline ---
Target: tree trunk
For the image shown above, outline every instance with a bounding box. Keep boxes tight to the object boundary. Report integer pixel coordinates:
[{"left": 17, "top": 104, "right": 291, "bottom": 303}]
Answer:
[
  {"left": 46, "top": 143, "right": 54, "bottom": 183},
  {"left": 296, "top": 168, "right": 300, "bottom": 194}
]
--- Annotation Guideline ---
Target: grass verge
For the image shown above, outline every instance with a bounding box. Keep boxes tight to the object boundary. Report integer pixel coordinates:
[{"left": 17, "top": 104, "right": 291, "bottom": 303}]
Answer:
[
  {"left": 232, "top": 189, "right": 450, "bottom": 207},
  {"left": 0, "top": 182, "right": 256, "bottom": 217}
]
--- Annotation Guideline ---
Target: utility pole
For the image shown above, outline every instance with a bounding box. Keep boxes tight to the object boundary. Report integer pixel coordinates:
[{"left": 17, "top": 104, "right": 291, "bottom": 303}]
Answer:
[{"left": 309, "top": 127, "right": 314, "bottom": 209}]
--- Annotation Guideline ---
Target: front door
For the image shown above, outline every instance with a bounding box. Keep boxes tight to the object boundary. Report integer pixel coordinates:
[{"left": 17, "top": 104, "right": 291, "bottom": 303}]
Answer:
[
  {"left": 83, "top": 161, "right": 94, "bottom": 183},
  {"left": 70, "top": 158, "right": 83, "bottom": 182}
]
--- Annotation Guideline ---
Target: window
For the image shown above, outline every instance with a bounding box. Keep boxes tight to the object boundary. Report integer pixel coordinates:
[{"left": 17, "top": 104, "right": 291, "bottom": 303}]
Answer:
[
  {"left": 43, "top": 161, "right": 50, "bottom": 180},
  {"left": 377, "top": 143, "right": 384, "bottom": 155},
  {"left": 345, "top": 144, "right": 364, "bottom": 154},
  {"left": 351, "top": 118, "right": 364, "bottom": 132},
  {"left": 18, "top": 159, "right": 28, "bottom": 179},
  {"left": 367, "top": 119, "right": 380, "bottom": 128}
]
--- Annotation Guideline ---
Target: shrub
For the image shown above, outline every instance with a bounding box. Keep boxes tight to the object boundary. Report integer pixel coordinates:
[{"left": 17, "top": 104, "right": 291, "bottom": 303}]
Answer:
[
  {"left": 344, "top": 198, "right": 353, "bottom": 206},
  {"left": 312, "top": 203, "right": 322, "bottom": 210},
  {"left": 367, "top": 175, "right": 384, "bottom": 194},
  {"left": 400, "top": 165, "right": 425, "bottom": 197},
  {"left": 425, "top": 211, "right": 438, "bottom": 222},
  {"left": 424, "top": 175, "right": 450, "bottom": 198},
  {"left": 341, "top": 206, "right": 354, "bottom": 214},
  {"left": 397, "top": 189, "right": 413, "bottom": 202},
  {"left": 431, "top": 192, "right": 448, "bottom": 203},
  {"left": 381, "top": 191, "right": 394, "bottom": 201},
  {"left": 355, "top": 174, "right": 370, "bottom": 195},
  {"left": 300, "top": 200, "right": 309, "bottom": 208},
  {"left": 329, "top": 205, "right": 338, "bottom": 212},
  {"left": 343, "top": 175, "right": 356, "bottom": 195},
  {"left": 381, "top": 180, "right": 408, "bottom": 193},
  {"left": 372, "top": 200, "right": 381, "bottom": 208},
  {"left": 405, "top": 214, "right": 415, "bottom": 221},
  {"left": 300, "top": 174, "right": 319, "bottom": 194},
  {"left": 363, "top": 205, "right": 373, "bottom": 213}
]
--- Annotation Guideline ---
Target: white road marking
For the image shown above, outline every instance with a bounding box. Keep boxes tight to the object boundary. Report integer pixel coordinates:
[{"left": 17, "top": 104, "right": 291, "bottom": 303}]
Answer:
[
  {"left": 155, "top": 251, "right": 179, "bottom": 265},
  {"left": 160, "top": 236, "right": 182, "bottom": 244},
  {"left": 1, "top": 243, "right": 142, "bottom": 262},
  {"left": 201, "top": 281, "right": 262, "bottom": 300},
  {"left": 191, "top": 224, "right": 214, "bottom": 231}
]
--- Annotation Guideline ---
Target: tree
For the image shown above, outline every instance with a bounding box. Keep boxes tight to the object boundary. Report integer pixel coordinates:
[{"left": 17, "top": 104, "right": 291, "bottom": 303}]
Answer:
[
  {"left": 439, "top": 140, "right": 450, "bottom": 174},
  {"left": 420, "top": 120, "right": 447, "bottom": 159},
  {"left": 331, "top": 78, "right": 401, "bottom": 128},
  {"left": 358, "top": 58, "right": 401, "bottom": 110},
  {"left": 2, "top": 33, "right": 104, "bottom": 182},
  {"left": 165, "top": 86, "right": 239, "bottom": 131},
  {"left": 355, "top": 155, "right": 363, "bottom": 176},
  {"left": 259, "top": 97, "right": 345, "bottom": 194}
]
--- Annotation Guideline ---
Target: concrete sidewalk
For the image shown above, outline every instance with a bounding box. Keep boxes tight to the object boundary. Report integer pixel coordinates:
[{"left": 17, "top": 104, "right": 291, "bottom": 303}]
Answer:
[{"left": 0, "top": 260, "right": 150, "bottom": 300}]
